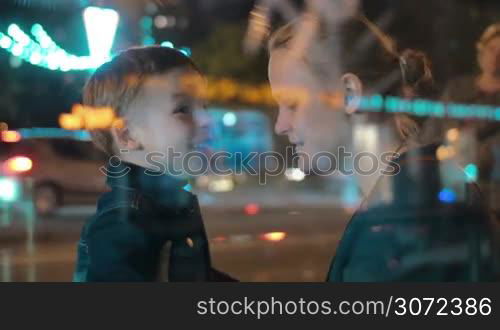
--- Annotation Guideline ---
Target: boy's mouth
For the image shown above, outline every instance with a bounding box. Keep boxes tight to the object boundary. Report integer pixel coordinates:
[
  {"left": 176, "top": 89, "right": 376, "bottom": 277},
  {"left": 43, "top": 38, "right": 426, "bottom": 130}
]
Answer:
[
  {"left": 192, "top": 139, "right": 212, "bottom": 150},
  {"left": 193, "top": 129, "right": 213, "bottom": 147}
]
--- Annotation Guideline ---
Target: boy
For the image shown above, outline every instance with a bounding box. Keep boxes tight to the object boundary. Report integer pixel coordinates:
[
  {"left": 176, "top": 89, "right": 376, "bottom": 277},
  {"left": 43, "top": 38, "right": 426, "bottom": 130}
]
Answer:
[{"left": 73, "top": 46, "right": 233, "bottom": 281}]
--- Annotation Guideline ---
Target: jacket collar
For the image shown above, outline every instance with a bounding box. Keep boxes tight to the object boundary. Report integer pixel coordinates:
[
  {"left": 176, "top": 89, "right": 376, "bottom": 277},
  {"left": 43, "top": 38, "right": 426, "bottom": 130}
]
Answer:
[{"left": 105, "top": 161, "right": 193, "bottom": 207}]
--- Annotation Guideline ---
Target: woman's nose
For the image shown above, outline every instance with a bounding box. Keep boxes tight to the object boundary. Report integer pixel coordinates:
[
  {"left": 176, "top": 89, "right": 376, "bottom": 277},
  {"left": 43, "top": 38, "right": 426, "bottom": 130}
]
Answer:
[{"left": 274, "top": 110, "right": 292, "bottom": 136}]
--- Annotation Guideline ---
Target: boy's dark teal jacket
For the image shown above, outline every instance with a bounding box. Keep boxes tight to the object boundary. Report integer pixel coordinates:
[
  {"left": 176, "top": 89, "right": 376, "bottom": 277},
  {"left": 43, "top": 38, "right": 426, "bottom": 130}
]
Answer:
[{"left": 73, "top": 162, "right": 233, "bottom": 282}]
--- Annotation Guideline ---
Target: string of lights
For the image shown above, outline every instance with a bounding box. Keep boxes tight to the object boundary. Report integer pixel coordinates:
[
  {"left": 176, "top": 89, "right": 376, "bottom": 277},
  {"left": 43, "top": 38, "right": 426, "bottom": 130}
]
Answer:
[
  {"left": 356, "top": 94, "right": 500, "bottom": 122},
  {"left": 0, "top": 13, "right": 191, "bottom": 72},
  {"left": 0, "top": 6, "right": 119, "bottom": 71},
  {"left": 0, "top": 23, "right": 99, "bottom": 71},
  {"left": 180, "top": 76, "right": 500, "bottom": 123}
]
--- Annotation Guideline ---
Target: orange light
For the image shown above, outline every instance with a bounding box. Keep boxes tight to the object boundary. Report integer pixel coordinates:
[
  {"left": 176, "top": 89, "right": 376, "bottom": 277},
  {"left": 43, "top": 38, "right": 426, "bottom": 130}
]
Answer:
[
  {"left": 112, "top": 118, "right": 125, "bottom": 129},
  {"left": 61, "top": 105, "right": 118, "bottom": 131},
  {"left": 71, "top": 104, "right": 86, "bottom": 117},
  {"left": 218, "top": 79, "right": 238, "bottom": 101},
  {"left": 446, "top": 128, "right": 460, "bottom": 143},
  {"left": 84, "top": 107, "right": 116, "bottom": 130},
  {"left": 244, "top": 203, "right": 260, "bottom": 216},
  {"left": 212, "top": 236, "right": 227, "bottom": 243},
  {"left": 5, "top": 156, "right": 33, "bottom": 174},
  {"left": 239, "top": 86, "right": 262, "bottom": 105},
  {"left": 260, "top": 232, "right": 287, "bottom": 242},
  {"left": 59, "top": 113, "right": 84, "bottom": 130},
  {"left": 1, "top": 130, "right": 21, "bottom": 143},
  {"left": 436, "top": 145, "right": 456, "bottom": 161}
]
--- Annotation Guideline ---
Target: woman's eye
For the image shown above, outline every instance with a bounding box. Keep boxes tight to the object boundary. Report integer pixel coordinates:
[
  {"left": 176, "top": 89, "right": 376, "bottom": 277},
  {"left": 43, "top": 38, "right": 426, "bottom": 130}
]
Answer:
[{"left": 285, "top": 102, "right": 299, "bottom": 111}]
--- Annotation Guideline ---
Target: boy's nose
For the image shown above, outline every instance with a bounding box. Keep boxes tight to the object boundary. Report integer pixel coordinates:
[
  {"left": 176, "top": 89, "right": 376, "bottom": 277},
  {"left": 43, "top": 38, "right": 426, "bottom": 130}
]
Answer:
[
  {"left": 194, "top": 110, "right": 212, "bottom": 145},
  {"left": 274, "top": 110, "right": 292, "bottom": 136},
  {"left": 195, "top": 109, "right": 211, "bottom": 129}
]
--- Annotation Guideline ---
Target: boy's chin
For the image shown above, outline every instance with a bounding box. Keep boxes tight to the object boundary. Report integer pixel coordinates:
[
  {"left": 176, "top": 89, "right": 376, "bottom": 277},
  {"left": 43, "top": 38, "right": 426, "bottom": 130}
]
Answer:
[
  {"left": 166, "top": 160, "right": 190, "bottom": 180},
  {"left": 174, "top": 171, "right": 192, "bottom": 181},
  {"left": 167, "top": 156, "right": 206, "bottom": 180}
]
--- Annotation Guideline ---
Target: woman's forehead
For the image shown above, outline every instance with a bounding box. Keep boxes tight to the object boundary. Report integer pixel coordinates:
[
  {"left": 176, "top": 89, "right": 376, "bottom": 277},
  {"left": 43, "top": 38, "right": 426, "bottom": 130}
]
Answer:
[{"left": 269, "top": 50, "right": 318, "bottom": 89}]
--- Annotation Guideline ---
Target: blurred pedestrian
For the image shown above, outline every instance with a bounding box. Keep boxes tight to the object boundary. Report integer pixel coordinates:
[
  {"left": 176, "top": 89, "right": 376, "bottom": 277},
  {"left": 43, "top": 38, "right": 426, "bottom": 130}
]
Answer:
[{"left": 442, "top": 23, "right": 500, "bottom": 215}]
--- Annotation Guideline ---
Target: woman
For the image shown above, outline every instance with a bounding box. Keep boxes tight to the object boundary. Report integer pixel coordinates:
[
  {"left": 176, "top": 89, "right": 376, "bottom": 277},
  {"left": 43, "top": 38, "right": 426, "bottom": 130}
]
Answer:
[{"left": 267, "top": 11, "right": 500, "bottom": 281}]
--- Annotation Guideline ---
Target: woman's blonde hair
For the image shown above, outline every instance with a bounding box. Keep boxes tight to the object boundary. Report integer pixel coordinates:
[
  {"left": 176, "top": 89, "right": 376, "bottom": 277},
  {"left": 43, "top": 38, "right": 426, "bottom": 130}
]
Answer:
[{"left": 268, "top": 15, "right": 439, "bottom": 144}]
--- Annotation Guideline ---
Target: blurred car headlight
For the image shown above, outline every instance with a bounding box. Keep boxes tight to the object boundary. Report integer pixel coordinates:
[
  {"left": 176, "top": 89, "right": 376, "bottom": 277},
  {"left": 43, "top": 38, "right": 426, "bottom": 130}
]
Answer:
[
  {"left": 0, "top": 177, "right": 20, "bottom": 202},
  {"left": 285, "top": 168, "right": 306, "bottom": 182},
  {"left": 4, "top": 156, "right": 33, "bottom": 174},
  {"left": 208, "top": 178, "right": 234, "bottom": 192}
]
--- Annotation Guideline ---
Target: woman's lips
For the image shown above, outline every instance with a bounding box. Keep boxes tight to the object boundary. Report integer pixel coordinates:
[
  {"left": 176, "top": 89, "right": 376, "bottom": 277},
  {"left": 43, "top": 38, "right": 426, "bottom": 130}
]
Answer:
[{"left": 294, "top": 143, "right": 305, "bottom": 153}]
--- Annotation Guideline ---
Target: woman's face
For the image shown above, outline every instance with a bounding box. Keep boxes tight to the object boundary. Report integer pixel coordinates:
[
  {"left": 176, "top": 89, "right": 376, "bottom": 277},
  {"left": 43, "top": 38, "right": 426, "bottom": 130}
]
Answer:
[
  {"left": 479, "top": 36, "right": 500, "bottom": 78},
  {"left": 268, "top": 49, "right": 352, "bottom": 172}
]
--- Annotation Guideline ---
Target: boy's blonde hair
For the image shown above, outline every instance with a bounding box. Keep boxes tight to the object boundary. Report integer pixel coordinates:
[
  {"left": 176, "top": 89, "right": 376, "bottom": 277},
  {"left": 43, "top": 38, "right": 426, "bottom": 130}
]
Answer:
[{"left": 83, "top": 46, "right": 199, "bottom": 155}]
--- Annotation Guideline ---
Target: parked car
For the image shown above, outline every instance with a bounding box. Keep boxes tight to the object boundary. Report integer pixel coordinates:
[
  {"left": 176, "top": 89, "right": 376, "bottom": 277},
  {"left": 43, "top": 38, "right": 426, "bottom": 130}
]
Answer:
[{"left": 0, "top": 128, "right": 108, "bottom": 216}]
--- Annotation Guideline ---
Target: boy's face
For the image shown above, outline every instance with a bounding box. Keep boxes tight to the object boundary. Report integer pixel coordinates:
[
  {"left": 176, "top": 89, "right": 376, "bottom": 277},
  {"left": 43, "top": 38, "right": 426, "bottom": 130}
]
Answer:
[{"left": 128, "top": 67, "right": 208, "bottom": 176}]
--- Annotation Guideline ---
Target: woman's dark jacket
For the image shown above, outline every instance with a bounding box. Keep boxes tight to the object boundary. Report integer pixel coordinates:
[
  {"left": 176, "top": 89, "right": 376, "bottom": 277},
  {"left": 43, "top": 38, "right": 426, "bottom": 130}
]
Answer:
[{"left": 328, "top": 144, "right": 500, "bottom": 282}]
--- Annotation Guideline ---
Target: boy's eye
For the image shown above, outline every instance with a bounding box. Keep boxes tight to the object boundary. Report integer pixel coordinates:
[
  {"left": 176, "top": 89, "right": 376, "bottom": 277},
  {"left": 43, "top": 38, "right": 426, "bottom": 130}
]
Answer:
[{"left": 173, "top": 105, "right": 192, "bottom": 115}]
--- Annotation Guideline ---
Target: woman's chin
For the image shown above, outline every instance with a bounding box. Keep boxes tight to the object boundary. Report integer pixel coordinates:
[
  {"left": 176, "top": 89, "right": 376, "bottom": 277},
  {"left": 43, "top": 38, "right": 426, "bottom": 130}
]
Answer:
[{"left": 297, "top": 155, "right": 311, "bottom": 174}]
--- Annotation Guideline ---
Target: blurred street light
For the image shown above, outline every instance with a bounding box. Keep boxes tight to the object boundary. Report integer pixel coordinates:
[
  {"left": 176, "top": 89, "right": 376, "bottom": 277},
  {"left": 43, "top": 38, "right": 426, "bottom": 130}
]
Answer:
[
  {"left": 0, "top": 178, "right": 20, "bottom": 202},
  {"left": 436, "top": 145, "right": 457, "bottom": 161},
  {"left": 83, "top": 6, "right": 120, "bottom": 65},
  {"left": 222, "top": 112, "right": 237, "bottom": 127},
  {"left": 161, "top": 41, "right": 174, "bottom": 48},
  {"left": 244, "top": 203, "right": 261, "bottom": 216},
  {"left": 154, "top": 15, "right": 169, "bottom": 29},
  {"left": 446, "top": 128, "right": 460, "bottom": 143},
  {"left": 1, "top": 130, "right": 21, "bottom": 143},
  {"left": 464, "top": 163, "right": 478, "bottom": 182},
  {"left": 439, "top": 188, "right": 457, "bottom": 204},
  {"left": 260, "top": 231, "right": 287, "bottom": 242}
]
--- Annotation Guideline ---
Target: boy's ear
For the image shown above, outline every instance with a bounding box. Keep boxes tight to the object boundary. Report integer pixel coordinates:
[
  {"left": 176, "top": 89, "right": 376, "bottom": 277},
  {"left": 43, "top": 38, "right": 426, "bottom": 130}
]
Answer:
[
  {"left": 110, "top": 122, "right": 142, "bottom": 151},
  {"left": 341, "top": 73, "right": 363, "bottom": 115}
]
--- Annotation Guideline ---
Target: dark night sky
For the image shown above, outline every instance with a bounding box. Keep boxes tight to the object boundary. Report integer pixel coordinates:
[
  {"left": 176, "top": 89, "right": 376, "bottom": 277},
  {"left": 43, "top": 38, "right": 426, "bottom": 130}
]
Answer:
[{"left": 0, "top": 0, "right": 499, "bottom": 128}]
